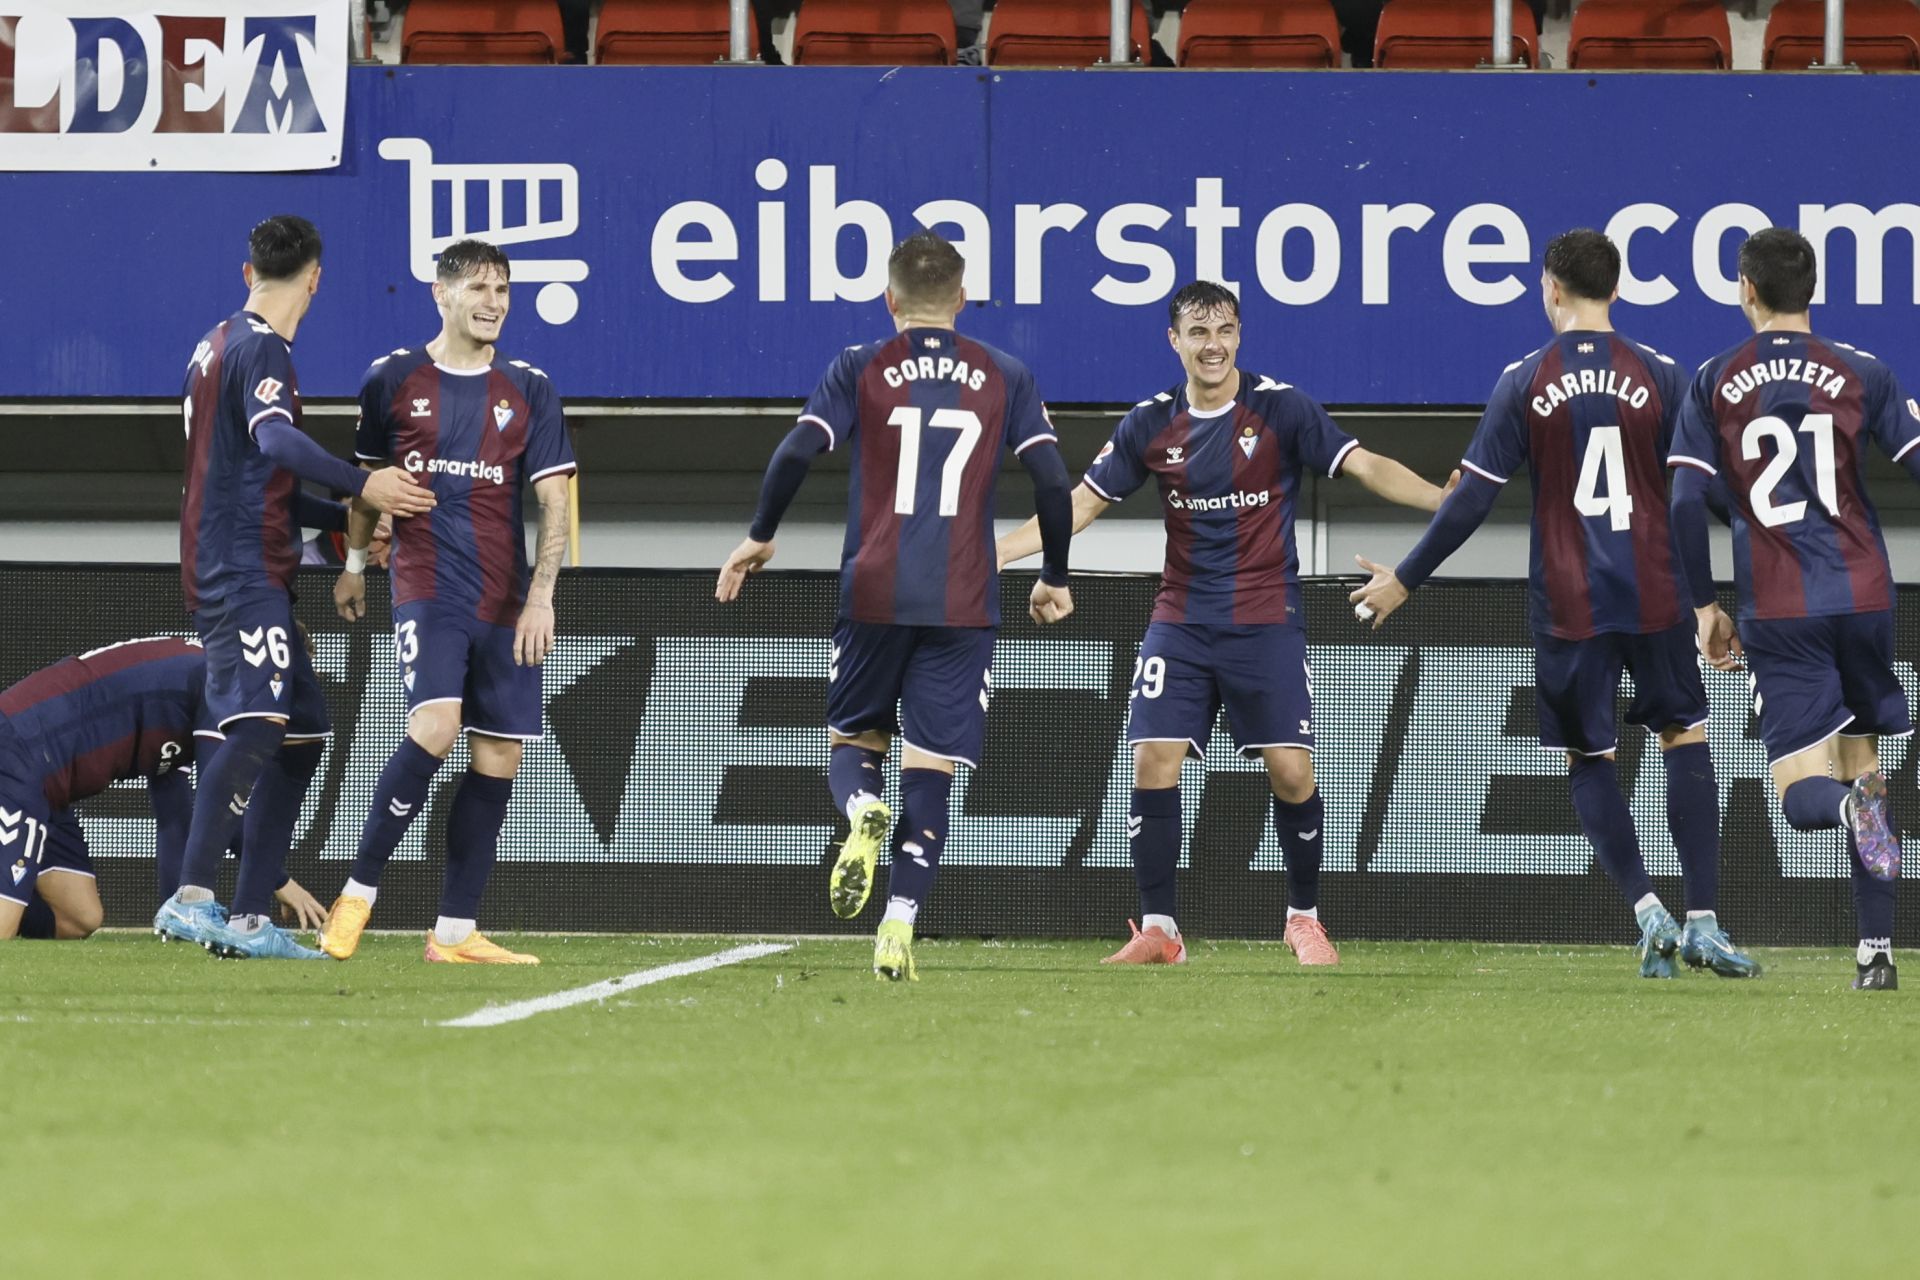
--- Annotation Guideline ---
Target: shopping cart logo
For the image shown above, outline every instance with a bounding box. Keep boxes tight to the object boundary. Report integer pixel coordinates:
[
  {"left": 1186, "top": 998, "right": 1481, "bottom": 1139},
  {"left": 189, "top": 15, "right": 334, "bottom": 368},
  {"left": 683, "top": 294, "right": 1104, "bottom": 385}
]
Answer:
[{"left": 379, "top": 137, "right": 588, "bottom": 326}]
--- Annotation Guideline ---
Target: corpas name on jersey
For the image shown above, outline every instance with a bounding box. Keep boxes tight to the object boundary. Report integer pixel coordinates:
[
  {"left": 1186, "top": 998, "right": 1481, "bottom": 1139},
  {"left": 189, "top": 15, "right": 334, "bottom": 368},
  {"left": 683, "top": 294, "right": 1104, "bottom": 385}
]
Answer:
[
  {"left": 1531, "top": 369, "right": 1652, "bottom": 418},
  {"left": 1165, "top": 487, "right": 1271, "bottom": 512},
  {"left": 879, "top": 355, "right": 989, "bottom": 391},
  {"left": 405, "top": 451, "right": 505, "bottom": 485},
  {"left": 1719, "top": 358, "right": 1848, "bottom": 406}
]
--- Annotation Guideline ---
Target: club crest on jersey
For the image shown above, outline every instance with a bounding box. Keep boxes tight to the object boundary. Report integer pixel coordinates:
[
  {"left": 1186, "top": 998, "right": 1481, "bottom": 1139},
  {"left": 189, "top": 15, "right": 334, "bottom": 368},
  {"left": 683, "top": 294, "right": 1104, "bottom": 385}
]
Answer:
[
  {"left": 253, "top": 377, "right": 284, "bottom": 405},
  {"left": 493, "top": 400, "right": 514, "bottom": 431},
  {"left": 1166, "top": 446, "right": 1185, "bottom": 464},
  {"left": 411, "top": 398, "right": 432, "bottom": 418},
  {"left": 1237, "top": 425, "right": 1258, "bottom": 459},
  {"left": 8, "top": 859, "right": 22, "bottom": 886},
  {"left": 404, "top": 667, "right": 417, "bottom": 692},
  {"left": 269, "top": 673, "right": 284, "bottom": 701}
]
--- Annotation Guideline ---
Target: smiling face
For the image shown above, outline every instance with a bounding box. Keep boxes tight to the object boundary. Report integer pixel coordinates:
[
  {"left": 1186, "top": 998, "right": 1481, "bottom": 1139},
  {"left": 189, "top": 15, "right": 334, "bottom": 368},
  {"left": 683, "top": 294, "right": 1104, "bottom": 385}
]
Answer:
[
  {"left": 1168, "top": 302, "right": 1240, "bottom": 394},
  {"left": 435, "top": 263, "right": 510, "bottom": 347}
]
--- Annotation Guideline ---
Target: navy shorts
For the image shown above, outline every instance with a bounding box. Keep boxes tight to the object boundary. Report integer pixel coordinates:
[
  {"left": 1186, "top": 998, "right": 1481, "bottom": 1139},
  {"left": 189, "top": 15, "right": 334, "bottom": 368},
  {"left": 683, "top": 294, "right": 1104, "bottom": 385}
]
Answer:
[
  {"left": 1742, "top": 610, "right": 1913, "bottom": 763},
  {"left": 0, "top": 734, "right": 53, "bottom": 907},
  {"left": 393, "top": 601, "right": 545, "bottom": 740},
  {"left": 827, "top": 620, "right": 995, "bottom": 768},
  {"left": 1127, "top": 622, "right": 1313, "bottom": 759},
  {"left": 193, "top": 591, "right": 331, "bottom": 738},
  {"left": 1534, "top": 622, "right": 1710, "bottom": 757}
]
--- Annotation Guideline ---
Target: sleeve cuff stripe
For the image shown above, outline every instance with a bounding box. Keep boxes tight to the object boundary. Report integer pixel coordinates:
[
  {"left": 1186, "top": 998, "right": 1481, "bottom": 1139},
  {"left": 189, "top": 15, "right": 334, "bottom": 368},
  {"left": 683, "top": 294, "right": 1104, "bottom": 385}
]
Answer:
[
  {"left": 1668, "top": 455, "right": 1718, "bottom": 476},
  {"left": 353, "top": 451, "right": 384, "bottom": 461},
  {"left": 1082, "top": 475, "right": 1119, "bottom": 503},
  {"left": 1894, "top": 437, "right": 1920, "bottom": 463},
  {"left": 247, "top": 406, "right": 294, "bottom": 436},
  {"left": 1460, "top": 459, "right": 1509, "bottom": 485},
  {"left": 799, "top": 414, "right": 837, "bottom": 450},
  {"left": 1328, "top": 439, "right": 1360, "bottom": 478},
  {"left": 1013, "top": 433, "right": 1059, "bottom": 455},
  {"left": 529, "top": 463, "right": 579, "bottom": 483}
]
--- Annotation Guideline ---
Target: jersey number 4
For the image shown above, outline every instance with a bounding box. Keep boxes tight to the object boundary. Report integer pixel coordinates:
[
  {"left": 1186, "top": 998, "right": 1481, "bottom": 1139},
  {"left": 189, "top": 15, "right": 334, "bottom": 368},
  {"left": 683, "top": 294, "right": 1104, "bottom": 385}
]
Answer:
[
  {"left": 1573, "top": 425, "right": 1635, "bottom": 532},
  {"left": 888, "top": 407, "right": 983, "bottom": 518}
]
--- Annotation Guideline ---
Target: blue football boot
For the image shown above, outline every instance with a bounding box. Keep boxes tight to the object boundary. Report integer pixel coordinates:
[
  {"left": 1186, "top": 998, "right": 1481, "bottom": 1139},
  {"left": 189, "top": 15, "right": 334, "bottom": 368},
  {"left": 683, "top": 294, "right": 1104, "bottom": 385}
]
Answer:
[
  {"left": 153, "top": 892, "right": 228, "bottom": 946},
  {"left": 204, "top": 918, "right": 324, "bottom": 961},
  {"left": 1680, "top": 914, "right": 1762, "bottom": 979},
  {"left": 1638, "top": 906, "right": 1682, "bottom": 979}
]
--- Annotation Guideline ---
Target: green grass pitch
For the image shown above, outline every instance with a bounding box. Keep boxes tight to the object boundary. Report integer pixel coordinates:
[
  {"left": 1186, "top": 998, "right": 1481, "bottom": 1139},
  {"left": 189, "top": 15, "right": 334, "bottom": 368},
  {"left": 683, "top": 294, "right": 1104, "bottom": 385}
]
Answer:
[{"left": 6, "top": 935, "right": 1915, "bottom": 1278}]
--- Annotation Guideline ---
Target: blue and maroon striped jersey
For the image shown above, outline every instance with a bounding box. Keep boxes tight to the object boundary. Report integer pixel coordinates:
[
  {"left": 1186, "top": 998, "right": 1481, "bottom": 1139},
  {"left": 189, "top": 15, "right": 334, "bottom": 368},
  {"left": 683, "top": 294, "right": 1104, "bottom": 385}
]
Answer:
[
  {"left": 355, "top": 349, "right": 577, "bottom": 626},
  {"left": 1463, "top": 332, "right": 1690, "bottom": 640},
  {"left": 1082, "top": 373, "right": 1356, "bottom": 627},
  {"left": 180, "top": 310, "right": 305, "bottom": 611},
  {"left": 801, "top": 328, "right": 1057, "bottom": 628},
  {"left": 1669, "top": 332, "right": 1920, "bottom": 622},
  {"left": 0, "top": 637, "right": 208, "bottom": 811}
]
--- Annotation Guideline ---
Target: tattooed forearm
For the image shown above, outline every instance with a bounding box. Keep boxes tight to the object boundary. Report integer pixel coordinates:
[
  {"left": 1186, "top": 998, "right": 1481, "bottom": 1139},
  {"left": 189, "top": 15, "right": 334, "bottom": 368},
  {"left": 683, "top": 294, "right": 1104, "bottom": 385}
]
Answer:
[{"left": 529, "top": 476, "right": 571, "bottom": 603}]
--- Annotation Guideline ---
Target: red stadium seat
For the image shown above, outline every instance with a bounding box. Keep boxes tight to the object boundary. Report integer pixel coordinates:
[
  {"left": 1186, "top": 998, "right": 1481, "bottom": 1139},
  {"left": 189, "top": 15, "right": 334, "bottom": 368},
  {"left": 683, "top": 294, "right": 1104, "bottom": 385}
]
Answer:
[
  {"left": 1764, "top": 0, "right": 1920, "bottom": 69},
  {"left": 1567, "top": 0, "right": 1732, "bottom": 70},
  {"left": 792, "top": 0, "right": 957, "bottom": 65},
  {"left": 401, "top": 0, "right": 564, "bottom": 65},
  {"left": 596, "top": 0, "right": 760, "bottom": 65},
  {"left": 1373, "top": 0, "right": 1537, "bottom": 68},
  {"left": 1177, "top": 0, "right": 1342, "bottom": 68},
  {"left": 986, "top": 0, "right": 1154, "bottom": 66}
]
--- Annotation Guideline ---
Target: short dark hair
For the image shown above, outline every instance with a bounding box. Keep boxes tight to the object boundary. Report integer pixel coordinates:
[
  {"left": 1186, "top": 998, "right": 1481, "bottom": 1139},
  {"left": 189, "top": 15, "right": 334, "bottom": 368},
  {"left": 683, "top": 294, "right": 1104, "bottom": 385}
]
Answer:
[
  {"left": 248, "top": 215, "right": 322, "bottom": 281},
  {"left": 1739, "top": 227, "right": 1818, "bottom": 314},
  {"left": 888, "top": 230, "right": 965, "bottom": 306},
  {"left": 1168, "top": 281, "right": 1239, "bottom": 329},
  {"left": 436, "top": 238, "right": 512, "bottom": 283},
  {"left": 1543, "top": 228, "right": 1620, "bottom": 301}
]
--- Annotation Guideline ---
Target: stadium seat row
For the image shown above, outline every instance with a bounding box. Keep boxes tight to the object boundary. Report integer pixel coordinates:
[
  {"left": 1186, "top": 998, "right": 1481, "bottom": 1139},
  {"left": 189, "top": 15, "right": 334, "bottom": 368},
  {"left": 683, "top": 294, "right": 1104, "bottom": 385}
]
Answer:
[{"left": 397, "top": 0, "right": 1920, "bottom": 70}]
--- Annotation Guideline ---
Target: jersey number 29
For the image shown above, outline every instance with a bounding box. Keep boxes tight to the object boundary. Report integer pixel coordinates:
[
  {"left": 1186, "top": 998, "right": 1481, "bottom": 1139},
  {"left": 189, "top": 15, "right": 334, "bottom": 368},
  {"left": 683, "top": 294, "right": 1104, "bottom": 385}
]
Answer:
[{"left": 889, "top": 407, "right": 983, "bottom": 518}]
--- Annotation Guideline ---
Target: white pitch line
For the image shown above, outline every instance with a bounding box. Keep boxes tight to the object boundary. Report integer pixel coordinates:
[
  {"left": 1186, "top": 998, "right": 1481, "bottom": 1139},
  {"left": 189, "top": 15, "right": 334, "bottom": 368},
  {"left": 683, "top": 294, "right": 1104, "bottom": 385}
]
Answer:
[{"left": 439, "top": 942, "right": 794, "bottom": 1029}]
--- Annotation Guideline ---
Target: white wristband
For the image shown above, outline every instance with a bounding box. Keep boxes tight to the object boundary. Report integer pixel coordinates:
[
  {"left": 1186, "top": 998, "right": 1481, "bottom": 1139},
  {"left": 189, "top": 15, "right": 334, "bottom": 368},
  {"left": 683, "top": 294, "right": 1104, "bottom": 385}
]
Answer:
[{"left": 344, "top": 546, "right": 369, "bottom": 574}]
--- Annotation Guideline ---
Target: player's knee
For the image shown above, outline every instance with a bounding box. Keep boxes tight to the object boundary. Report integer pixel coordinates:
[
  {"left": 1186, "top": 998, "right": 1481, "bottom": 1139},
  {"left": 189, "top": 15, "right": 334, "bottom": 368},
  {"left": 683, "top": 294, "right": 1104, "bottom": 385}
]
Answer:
[
  {"left": 1264, "top": 753, "right": 1314, "bottom": 803},
  {"left": 1658, "top": 723, "right": 1706, "bottom": 751},
  {"left": 470, "top": 734, "right": 523, "bottom": 779},
  {"left": 407, "top": 708, "right": 462, "bottom": 758},
  {"left": 63, "top": 898, "right": 105, "bottom": 939},
  {"left": 1132, "top": 741, "right": 1184, "bottom": 790}
]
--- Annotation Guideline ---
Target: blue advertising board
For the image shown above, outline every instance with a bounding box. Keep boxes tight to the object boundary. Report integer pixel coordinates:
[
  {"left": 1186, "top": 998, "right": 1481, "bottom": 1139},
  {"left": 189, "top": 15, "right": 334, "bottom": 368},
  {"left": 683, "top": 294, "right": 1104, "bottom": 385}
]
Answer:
[{"left": 4, "top": 67, "right": 1918, "bottom": 404}]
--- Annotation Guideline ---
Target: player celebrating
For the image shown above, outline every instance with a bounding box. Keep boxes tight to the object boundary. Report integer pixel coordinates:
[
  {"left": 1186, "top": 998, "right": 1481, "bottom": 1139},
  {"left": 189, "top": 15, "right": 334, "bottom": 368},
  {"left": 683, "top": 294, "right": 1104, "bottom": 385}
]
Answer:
[
  {"left": 1669, "top": 228, "right": 1919, "bottom": 993},
  {"left": 1349, "top": 229, "right": 1757, "bottom": 979},
  {"left": 155, "top": 216, "right": 434, "bottom": 959},
  {"left": 322, "top": 239, "right": 576, "bottom": 966},
  {"left": 717, "top": 230, "right": 1074, "bottom": 982},
  {"left": 999, "top": 281, "right": 1446, "bottom": 968},
  {"left": 1, "top": 637, "right": 325, "bottom": 943}
]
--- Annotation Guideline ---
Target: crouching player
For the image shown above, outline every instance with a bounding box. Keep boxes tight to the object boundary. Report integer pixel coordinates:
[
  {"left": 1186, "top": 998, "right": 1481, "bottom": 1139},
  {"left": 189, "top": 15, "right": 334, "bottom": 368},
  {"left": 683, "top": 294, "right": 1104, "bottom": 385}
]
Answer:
[{"left": 0, "top": 636, "right": 325, "bottom": 944}]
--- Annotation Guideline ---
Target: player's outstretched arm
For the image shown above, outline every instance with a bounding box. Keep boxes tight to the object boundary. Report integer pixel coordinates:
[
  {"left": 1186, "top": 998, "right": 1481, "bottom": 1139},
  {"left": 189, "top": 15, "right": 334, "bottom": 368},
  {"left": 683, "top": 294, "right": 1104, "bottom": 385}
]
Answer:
[
  {"left": 999, "top": 482, "right": 1108, "bottom": 570},
  {"left": 1341, "top": 447, "right": 1454, "bottom": 513},
  {"left": 1348, "top": 470, "right": 1502, "bottom": 629},
  {"left": 1019, "top": 440, "right": 1076, "bottom": 625},
  {"left": 515, "top": 474, "right": 572, "bottom": 667},
  {"left": 716, "top": 422, "right": 829, "bottom": 602}
]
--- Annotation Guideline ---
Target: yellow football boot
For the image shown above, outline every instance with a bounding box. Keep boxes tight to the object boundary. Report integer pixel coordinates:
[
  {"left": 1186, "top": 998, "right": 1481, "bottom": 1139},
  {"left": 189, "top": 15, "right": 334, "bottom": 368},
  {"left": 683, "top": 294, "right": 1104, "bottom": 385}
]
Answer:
[
  {"left": 830, "top": 799, "right": 891, "bottom": 919},
  {"left": 423, "top": 931, "right": 541, "bottom": 965},
  {"left": 318, "top": 894, "right": 372, "bottom": 961}
]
